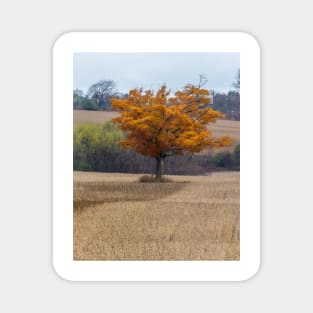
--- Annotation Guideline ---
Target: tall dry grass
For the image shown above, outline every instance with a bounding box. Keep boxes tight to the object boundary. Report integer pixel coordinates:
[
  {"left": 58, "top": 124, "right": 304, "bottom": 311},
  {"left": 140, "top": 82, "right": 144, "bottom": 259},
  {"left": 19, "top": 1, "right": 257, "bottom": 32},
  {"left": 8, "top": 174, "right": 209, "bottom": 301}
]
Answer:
[{"left": 74, "top": 171, "right": 240, "bottom": 260}]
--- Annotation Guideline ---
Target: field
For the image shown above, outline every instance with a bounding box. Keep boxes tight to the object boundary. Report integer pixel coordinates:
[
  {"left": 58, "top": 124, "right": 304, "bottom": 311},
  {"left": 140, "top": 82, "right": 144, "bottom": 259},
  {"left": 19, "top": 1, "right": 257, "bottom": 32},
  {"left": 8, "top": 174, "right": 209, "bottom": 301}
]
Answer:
[
  {"left": 74, "top": 110, "right": 119, "bottom": 124},
  {"left": 74, "top": 171, "right": 240, "bottom": 260},
  {"left": 73, "top": 109, "right": 240, "bottom": 152}
]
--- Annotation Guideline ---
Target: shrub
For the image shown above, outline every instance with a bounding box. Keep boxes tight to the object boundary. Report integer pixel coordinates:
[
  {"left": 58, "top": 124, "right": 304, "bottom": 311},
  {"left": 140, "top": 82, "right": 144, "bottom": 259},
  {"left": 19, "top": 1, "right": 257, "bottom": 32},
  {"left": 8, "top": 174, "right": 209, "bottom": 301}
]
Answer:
[
  {"left": 214, "top": 152, "right": 234, "bottom": 168},
  {"left": 74, "top": 162, "right": 92, "bottom": 171},
  {"left": 73, "top": 122, "right": 125, "bottom": 172},
  {"left": 233, "top": 144, "right": 240, "bottom": 167},
  {"left": 73, "top": 121, "right": 240, "bottom": 174},
  {"left": 81, "top": 100, "right": 100, "bottom": 111},
  {"left": 138, "top": 175, "right": 172, "bottom": 183}
]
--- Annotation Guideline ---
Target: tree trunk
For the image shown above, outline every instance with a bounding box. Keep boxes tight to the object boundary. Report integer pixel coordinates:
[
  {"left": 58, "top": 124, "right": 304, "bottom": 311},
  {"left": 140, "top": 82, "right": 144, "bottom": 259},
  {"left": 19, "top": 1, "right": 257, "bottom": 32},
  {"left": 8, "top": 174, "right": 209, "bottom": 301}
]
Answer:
[{"left": 155, "top": 157, "right": 163, "bottom": 181}]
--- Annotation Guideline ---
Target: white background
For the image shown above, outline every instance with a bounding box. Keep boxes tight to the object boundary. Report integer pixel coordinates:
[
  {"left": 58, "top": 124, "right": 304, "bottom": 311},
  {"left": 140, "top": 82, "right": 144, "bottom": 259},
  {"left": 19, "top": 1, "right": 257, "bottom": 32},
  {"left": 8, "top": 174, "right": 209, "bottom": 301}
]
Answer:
[
  {"left": 0, "top": 0, "right": 312, "bottom": 312},
  {"left": 53, "top": 32, "right": 260, "bottom": 281}
]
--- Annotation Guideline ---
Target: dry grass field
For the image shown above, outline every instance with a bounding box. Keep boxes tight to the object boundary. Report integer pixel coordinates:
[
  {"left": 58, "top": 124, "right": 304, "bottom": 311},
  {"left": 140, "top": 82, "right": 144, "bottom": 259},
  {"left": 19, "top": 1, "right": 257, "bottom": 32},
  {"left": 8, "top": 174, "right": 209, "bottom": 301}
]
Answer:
[
  {"left": 74, "top": 171, "right": 240, "bottom": 260},
  {"left": 74, "top": 110, "right": 118, "bottom": 124},
  {"left": 74, "top": 109, "right": 240, "bottom": 152}
]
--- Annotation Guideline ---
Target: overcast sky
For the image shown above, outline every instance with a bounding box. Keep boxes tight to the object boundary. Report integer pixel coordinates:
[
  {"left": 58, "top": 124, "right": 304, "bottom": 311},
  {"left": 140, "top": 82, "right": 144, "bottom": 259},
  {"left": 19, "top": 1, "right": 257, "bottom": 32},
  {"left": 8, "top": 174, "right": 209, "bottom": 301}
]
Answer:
[{"left": 73, "top": 53, "right": 240, "bottom": 95}]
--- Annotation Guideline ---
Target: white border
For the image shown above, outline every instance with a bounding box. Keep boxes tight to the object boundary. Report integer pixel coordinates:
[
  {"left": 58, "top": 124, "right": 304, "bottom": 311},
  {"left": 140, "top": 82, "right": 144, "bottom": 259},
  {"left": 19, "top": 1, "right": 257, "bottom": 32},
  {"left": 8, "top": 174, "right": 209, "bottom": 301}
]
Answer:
[{"left": 53, "top": 32, "right": 260, "bottom": 281}]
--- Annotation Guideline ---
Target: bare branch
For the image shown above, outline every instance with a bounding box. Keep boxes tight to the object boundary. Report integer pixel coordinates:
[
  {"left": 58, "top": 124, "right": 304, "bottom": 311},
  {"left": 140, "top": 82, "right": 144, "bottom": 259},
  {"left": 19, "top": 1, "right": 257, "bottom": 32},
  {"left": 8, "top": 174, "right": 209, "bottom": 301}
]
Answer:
[{"left": 198, "top": 74, "right": 208, "bottom": 88}]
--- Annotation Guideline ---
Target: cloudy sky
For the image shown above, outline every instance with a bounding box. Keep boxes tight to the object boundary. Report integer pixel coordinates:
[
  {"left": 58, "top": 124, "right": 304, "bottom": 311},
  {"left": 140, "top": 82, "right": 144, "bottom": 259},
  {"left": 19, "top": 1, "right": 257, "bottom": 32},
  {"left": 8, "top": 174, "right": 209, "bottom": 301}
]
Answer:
[{"left": 74, "top": 53, "right": 240, "bottom": 95}]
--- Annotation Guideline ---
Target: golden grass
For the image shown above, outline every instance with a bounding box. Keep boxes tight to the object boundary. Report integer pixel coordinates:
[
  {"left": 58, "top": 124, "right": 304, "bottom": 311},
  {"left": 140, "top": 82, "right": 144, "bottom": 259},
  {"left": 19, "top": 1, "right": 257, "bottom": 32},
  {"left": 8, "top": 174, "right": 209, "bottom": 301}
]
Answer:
[
  {"left": 74, "top": 171, "right": 240, "bottom": 261},
  {"left": 73, "top": 109, "right": 239, "bottom": 153}
]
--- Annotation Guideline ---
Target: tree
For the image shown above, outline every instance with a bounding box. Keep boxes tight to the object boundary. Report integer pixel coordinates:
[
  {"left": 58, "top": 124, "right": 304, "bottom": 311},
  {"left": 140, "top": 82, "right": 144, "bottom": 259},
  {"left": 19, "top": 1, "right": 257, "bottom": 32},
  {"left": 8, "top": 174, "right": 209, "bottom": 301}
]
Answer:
[
  {"left": 232, "top": 69, "right": 240, "bottom": 92},
  {"left": 209, "top": 90, "right": 240, "bottom": 121},
  {"left": 73, "top": 88, "right": 84, "bottom": 97},
  {"left": 87, "top": 80, "right": 117, "bottom": 110},
  {"left": 227, "top": 90, "right": 240, "bottom": 120},
  {"left": 111, "top": 84, "right": 232, "bottom": 180},
  {"left": 233, "top": 144, "right": 240, "bottom": 167},
  {"left": 214, "top": 151, "right": 234, "bottom": 168},
  {"left": 73, "top": 89, "right": 85, "bottom": 109}
]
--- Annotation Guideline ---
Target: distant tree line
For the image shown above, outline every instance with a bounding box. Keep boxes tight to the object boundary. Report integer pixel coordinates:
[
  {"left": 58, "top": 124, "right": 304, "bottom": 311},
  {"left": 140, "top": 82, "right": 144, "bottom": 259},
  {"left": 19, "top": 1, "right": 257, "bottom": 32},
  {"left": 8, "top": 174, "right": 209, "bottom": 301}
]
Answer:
[
  {"left": 74, "top": 122, "right": 240, "bottom": 174},
  {"left": 73, "top": 80, "right": 127, "bottom": 111},
  {"left": 210, "top": 69, "right": 240, "bottom": 120},
  {"left": 74, "top": 69, "right": 240, "bottom": 120},
  {"left": 211, "top": 90, "right": 240, "bottom": 121}
]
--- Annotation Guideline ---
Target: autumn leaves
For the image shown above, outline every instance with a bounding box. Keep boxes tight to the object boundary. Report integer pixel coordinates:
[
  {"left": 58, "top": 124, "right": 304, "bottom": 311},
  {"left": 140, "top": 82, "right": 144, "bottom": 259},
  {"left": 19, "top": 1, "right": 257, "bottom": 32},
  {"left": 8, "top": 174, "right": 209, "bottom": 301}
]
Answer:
[{"left": 111, "top": 84, "right": 231, "bottom": 180}]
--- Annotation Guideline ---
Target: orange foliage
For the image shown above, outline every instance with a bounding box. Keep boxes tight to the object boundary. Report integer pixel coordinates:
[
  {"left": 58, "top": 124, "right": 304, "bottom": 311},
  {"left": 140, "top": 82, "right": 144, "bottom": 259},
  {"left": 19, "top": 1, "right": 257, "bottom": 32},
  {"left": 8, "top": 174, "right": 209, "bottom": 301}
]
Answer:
[{"left": 111, "top": 85, "right": 231, "bottom": 159}]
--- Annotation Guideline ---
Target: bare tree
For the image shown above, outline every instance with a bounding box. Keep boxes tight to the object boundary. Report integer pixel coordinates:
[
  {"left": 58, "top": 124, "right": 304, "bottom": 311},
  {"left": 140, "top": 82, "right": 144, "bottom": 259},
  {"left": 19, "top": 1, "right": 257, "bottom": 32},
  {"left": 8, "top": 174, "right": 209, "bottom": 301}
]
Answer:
[
  {"left": 232, "top": 69, "right": 240, "bottom": 92},
  {"left": 87, "top": 80, "right": 117, "bottom": 109}
]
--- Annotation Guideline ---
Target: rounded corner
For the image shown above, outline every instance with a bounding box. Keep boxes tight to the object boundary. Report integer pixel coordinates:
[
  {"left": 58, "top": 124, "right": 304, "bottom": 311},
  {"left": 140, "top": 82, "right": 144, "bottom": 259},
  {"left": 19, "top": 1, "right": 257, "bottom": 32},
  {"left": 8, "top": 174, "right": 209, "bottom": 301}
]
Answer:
[
  {"left": 236, "top": 31, "right": 261, "bottom": 52},
  {"left": 238, "top": 259, "right": 261, "bottom": 282},
  {"left": 52, "top": 260, "right": 75, "bottom": 282},
  {"left": 52, "top": 31, "right": 76, "bottom": 53}
]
